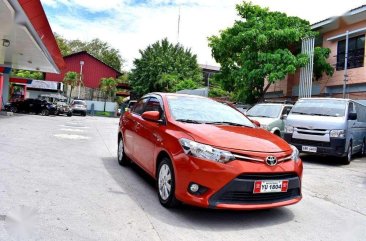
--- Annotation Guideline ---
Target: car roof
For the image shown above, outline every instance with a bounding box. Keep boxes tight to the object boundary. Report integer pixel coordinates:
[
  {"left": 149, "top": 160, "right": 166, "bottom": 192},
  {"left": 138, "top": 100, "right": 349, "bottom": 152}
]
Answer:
[{"left": 148, "top": 92, "right": 209, "bottom": 99}]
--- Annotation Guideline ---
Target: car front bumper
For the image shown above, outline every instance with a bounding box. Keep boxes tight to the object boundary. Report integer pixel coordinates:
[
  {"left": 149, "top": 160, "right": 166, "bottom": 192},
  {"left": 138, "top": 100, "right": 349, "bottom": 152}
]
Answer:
[
  {"left": 173, "top": 152, "right": 303, "bottom": 210},
  {"left": 284, "top": 134, "right": 346, "bottom": 157}
]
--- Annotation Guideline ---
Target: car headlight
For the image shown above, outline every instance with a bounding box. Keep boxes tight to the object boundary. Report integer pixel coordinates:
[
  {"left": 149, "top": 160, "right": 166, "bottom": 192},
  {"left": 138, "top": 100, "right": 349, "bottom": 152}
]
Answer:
[
  {"left": 330, "top": 130, "right": 345, "bottom": 138},
  {"left": 285, "top": 126, "right": 294, "bottom": 133},
  {"left": 290, "top": 145, "right": 300, "bottom": 161},
  {"left": 179, "top": 138, "right": 235, "bottom": 163}
]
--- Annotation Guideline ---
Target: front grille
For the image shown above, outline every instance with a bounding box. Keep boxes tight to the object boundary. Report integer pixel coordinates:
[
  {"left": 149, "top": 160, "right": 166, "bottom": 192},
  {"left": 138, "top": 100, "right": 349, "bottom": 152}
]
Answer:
[
  {"left": 237, "top": 173, "right": 298, "bottom": 180},
  {"left": 291, "top": 139, "right": 330, "bottom": 147},
  {"left": 218, "top": 188, "right": 301, "bottom": 204},
  {"left": 209, "top": 174, "right": 301, "bottom": 206},
  {"left": 297, "top": 127, "right": 327, "bottom": 132}
]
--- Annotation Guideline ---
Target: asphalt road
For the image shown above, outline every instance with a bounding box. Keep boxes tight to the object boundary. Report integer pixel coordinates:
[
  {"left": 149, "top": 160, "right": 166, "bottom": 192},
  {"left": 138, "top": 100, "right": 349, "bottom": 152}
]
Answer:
[{"left": 0, "top": 114, "right": 365, "bottom": 241}]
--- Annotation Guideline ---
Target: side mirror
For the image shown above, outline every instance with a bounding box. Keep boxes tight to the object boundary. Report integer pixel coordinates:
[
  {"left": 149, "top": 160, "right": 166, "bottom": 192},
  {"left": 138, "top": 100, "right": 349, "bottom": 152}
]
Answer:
[
  {"left": 281, "top": 114, "right": 288, "bottom": 120},
  {"left": 142, "top": 111, "right": 161, "bottom": 122},
  {"left": 348, "top": 112, "right": 357, "bottom": 120},
  {"left": 251, "top": 119, "right": 261, "bottom": 127}
]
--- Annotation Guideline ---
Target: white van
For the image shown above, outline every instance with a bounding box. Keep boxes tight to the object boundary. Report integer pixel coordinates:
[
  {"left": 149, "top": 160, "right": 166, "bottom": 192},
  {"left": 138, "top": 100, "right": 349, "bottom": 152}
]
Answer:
[{"left": 284, "top": 98, "right": 366, "bottom": 164}]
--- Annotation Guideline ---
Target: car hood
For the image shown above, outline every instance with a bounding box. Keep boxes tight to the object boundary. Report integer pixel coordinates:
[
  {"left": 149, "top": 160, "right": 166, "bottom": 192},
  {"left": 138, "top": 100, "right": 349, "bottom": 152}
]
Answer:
[
  {"left": 175, "top": 123, "right": 291, "bottom": 153},
  {"left": 286, "top": 114, "right": 346, "bottom": 129}
]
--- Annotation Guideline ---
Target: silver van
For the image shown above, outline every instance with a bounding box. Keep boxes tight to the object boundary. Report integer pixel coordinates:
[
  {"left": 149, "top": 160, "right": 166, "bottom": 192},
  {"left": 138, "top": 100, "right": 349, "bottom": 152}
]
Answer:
[{"left": 284, "top": 98, "right": 366, "bottom": 164}]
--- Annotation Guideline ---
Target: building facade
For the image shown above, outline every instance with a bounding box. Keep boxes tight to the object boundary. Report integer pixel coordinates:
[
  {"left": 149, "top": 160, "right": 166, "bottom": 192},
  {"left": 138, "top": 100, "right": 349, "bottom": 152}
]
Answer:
[
  {"left": 265, "top": 5, "right": 366, "bottom": 100},
  {"left": 45, "top": 51, "right": 122, "bottom": 100}
]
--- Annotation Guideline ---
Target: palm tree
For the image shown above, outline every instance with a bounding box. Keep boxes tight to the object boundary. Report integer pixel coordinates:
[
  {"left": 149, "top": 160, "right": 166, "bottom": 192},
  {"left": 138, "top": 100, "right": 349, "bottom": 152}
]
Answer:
[
  {"left": 99, "top": 77, "right": 118, "bottom": 112},
  {"left": 63, "top": 71, "right": 81, "bottom": 103}
]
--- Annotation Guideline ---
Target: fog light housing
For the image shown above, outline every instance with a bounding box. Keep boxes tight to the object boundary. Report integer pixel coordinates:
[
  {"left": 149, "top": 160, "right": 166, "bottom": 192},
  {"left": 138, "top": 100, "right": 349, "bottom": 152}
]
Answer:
[
  {"left": 189, "top": 183, "right": 200, "bottom": 193},
  {"left": 188, "top": 183, "right": 208, "bottom": 195}
]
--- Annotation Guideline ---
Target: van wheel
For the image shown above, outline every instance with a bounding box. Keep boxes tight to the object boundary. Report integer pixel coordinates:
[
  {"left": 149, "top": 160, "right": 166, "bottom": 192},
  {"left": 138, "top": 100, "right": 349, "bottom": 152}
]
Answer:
[
  {"left": 157, "top": 157, "right": 179, "bottom": 208},
  {"left": 343, "top": 142, "right": 352, "bottom": 165},
  {"left": 361, "top": 140, "right": 365, "bottom": 156}
]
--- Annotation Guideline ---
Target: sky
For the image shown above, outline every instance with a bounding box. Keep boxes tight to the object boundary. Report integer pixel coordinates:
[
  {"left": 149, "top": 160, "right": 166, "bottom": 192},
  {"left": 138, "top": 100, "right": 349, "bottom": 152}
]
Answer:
[{"left": 40, "top": 0, "right": 366, "bottom": 71}]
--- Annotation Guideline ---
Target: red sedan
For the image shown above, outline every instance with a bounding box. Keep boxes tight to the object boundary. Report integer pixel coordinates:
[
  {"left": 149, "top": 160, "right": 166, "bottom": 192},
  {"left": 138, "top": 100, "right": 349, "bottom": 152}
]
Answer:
[{"left": 117, "top": 93, "right": 303, "bottom": 210}]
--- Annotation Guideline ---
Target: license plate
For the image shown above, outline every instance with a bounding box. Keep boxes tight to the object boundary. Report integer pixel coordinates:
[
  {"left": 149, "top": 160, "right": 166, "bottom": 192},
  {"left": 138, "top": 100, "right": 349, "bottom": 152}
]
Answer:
[
  {"left": 253, "top": 180, "right": 289, "bottom": 193},
  {"left": 302, "top": 145, "right": 317, "bottom": 153}
]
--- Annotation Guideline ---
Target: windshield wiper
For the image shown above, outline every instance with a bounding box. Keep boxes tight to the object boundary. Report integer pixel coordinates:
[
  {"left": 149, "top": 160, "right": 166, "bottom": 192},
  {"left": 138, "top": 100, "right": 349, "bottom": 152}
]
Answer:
[
  {"left": 176, "top": 119, "right": 204, "bottom": 124},
  {"left": 206, "top": 121, "right": 252, "bottom": 127},
  {"left": 311, "top": 113, "right": 338, "bottom": 117},
  {"left": 291, "top": 111, "right": 307, "bottom": 115}
]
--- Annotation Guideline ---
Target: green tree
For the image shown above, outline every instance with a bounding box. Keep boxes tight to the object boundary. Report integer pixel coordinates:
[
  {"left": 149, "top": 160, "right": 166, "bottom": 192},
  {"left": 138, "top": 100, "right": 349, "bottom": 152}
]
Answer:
[
  {"left": 130, "top": 38, "right": 203, "bottom": 96},
  {"left": 208, "top": 1, "right": 333, "bottom": 104},
  {"left": 63, "top": 71, "right": 81, "bottom": 102},
  {"left": 99, "top": 77, "right": 119, "bottom": 112},
  {"left": 12, "top": 69, "right": 43, "bottom": 80},
  {"left": 54, "top": 33, "right": 72, "bottom": 56},
  {"left": 54, "top": 34, "right": 124, "bottom": 71}
]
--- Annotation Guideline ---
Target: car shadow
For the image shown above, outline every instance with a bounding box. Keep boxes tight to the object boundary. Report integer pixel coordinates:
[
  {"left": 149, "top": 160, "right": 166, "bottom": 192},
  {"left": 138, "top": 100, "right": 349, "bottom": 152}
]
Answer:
[
  {"left": 300, "top": 154, "right": 346, "bottom": 166},
  {"left": 102, "top": 157, "right": 295, "bottom": 231}
]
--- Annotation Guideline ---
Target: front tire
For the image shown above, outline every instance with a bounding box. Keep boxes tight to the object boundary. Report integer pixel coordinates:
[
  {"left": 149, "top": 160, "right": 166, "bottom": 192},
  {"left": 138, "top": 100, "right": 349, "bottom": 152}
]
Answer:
[
  {"left": 343, "top": 142, "right": 352, "bottom": 165},
  {"left": 117, "top": 137, "right": 129, "bottom": 166},
  {"left": 157, "top": 158, "right": 179, "bottom": 208}
]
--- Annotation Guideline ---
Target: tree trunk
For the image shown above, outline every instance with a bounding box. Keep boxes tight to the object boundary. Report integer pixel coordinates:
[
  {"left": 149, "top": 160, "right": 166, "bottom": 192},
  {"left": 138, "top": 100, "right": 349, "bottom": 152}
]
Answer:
[
  {"left": 69, "top": 86, "right": 73, "bottom": 103},
  {"left": 258, "top": 82, "right": 272, "bottom": 103},
  {"left": 104, "top": 97, "right": 107, "bottom": 112}
]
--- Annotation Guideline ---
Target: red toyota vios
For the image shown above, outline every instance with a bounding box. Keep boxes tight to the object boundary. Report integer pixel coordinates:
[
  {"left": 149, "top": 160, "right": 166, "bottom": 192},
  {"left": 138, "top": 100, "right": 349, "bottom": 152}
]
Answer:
[{"left": 118, "top": 93, "right": 303, "bottom": 210}]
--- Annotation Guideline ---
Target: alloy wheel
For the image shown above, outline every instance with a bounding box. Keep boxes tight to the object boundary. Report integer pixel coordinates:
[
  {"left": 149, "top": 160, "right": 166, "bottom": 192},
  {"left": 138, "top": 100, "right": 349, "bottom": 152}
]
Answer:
[
  {"left": 158, "top": 164, "right": 172, "bottom": 201},
  {"left": 118, "top": 139, "right": 124, "bottom": 161}
]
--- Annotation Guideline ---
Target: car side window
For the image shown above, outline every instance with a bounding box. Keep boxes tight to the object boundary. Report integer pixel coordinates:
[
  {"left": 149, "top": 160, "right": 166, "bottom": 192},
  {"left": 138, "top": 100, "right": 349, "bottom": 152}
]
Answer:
[
  {"left": 282, "top": 106, "right": 292, "bottom": 116},
  {"left": 145, "top": 97, "right": 163, "bottom": 114},
  {"left": 132, "top": 98, "right": 149, "bottom": 115}
]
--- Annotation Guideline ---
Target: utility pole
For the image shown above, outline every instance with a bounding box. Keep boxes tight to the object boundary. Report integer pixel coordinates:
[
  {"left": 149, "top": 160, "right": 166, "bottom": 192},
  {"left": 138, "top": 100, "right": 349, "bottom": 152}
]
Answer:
[
  {"left": 177, "top": 7, "right": 181, "bottom": 43},
  {"left": 343, "top": 31, "right": 349, "bottom": 99},
  {"left": 78, "top": 61, "right": 84, "bottom": 99}
]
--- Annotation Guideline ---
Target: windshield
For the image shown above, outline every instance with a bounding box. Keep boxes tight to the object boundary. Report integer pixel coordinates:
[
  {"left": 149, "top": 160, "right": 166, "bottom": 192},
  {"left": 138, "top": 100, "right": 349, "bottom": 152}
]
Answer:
[
  {"left": 291, "top": 99, "right": 347, "bottom": 117},
  {"left": 246, "top": 104, "right": 282, "bottom": 118},
  {"left": 167, "top": 96, "right": 254, "bottom": 127}
]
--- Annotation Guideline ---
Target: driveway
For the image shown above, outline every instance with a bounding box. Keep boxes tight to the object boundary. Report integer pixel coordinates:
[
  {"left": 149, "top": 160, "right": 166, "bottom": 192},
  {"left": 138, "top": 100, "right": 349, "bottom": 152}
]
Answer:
[{"left": 0, "top": 114, "right": 365, "bottom": 241}]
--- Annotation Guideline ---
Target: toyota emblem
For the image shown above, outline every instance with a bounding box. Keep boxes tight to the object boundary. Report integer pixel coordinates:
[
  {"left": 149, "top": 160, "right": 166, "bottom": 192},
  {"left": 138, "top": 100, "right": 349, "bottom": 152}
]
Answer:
[{"left": 266, "top": 156, "right": 278, "bottom": 166}]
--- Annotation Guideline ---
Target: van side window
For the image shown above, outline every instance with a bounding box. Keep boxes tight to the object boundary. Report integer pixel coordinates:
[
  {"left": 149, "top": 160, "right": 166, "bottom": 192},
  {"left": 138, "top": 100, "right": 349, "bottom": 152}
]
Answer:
[{"left": 348, "top": 103, "right": 355, "bottom": 114}]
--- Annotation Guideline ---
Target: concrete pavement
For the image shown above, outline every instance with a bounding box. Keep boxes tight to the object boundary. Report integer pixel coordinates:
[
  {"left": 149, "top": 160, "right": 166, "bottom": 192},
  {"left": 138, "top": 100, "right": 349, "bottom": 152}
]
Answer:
[{"left": 0, "top": 114, "right": 365, "bottom": 241}]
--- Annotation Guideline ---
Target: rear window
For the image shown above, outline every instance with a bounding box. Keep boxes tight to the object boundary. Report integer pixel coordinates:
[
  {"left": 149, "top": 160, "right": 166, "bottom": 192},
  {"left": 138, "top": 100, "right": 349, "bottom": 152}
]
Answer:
[{"left": 73, "top": 100, "right": 86, "bottom": 105}]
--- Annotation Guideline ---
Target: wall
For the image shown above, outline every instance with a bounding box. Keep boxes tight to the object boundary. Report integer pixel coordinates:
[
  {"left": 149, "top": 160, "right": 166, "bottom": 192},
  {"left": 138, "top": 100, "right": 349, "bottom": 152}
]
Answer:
[{"left": 85, "top": 100, "right": 117, "bottom": 112}]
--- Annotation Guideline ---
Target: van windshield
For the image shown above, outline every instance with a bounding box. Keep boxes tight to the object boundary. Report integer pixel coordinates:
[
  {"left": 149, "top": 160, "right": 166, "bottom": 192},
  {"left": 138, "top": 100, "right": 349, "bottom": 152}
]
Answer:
[{"left": 291, "top": 99, "right": 346, "bottom": 117}]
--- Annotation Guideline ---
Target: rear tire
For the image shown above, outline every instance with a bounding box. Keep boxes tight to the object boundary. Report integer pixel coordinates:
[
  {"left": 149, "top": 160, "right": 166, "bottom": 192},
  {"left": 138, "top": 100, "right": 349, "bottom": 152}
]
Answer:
[
  {"left": 117, "top": 137, "right": 129, "bottom": 166},
  {"left": 157, "top": 157, "right": 180, "bottom": 208},
  {"left": 41, "top": 109, "right": 49, "bottom": 116},
  {"left": 343, "top": 142, "right": 352, "bottom": 165},
  {"left": 10, "top": 106, "right": 18, "bottom": 113}
]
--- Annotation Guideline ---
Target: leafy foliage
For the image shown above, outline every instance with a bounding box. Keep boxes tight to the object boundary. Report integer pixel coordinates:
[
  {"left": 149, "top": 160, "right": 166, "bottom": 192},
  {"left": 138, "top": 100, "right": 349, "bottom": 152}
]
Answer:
[
  {"left": 63, "top": 71, "right": 81, "bottom": 101},
  {"left": 55, "top": 34, "right": 124, "bottom": 71},
  {"left": 130, "top": 38, "right": 202, "bottom": 96},
  {"left": 12, "top": 70, "right": 43, "bottom": 80},
  {"left": 313, "top": 47, "right": 334, "bottom": 80},
  {"left": 99, "top": 77, "right": 119, "bottom": 112},
  {"left": 208, "top": 1, "right": 333, "bottom": 104}
]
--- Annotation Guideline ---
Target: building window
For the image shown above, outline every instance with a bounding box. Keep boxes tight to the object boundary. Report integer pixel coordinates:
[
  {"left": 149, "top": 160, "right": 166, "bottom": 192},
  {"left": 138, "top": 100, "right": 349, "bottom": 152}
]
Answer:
[{"left": 336, "top": 35, "right": 365, "bottom": 71}]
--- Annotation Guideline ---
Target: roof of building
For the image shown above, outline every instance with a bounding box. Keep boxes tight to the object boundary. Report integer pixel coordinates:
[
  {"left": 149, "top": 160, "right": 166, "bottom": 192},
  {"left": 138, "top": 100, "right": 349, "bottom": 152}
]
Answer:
[
  {"left": 64, "top": 51, "right": 122, "bottom": 75},
  {"left": 311, "top": 5, "right": 366, "bottom": 33},
  {"left": 1, "top": 0, "right": 65, "bottom": 73}
]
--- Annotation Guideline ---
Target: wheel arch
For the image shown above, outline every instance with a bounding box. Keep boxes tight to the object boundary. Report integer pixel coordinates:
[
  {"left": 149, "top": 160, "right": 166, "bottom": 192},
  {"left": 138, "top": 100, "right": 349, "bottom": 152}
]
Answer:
[{"left": 155, "top": 150, "right": 174, "bottom": 179}]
